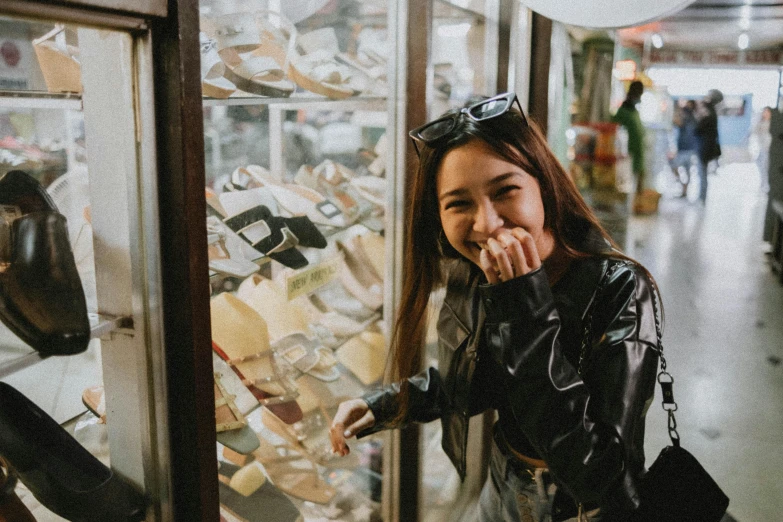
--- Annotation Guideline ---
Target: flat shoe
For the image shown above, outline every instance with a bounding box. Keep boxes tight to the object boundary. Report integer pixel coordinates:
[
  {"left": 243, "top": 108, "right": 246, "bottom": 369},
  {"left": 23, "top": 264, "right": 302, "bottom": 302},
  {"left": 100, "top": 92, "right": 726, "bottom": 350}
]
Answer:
[{"left": 217, "top": 462, "right": 301, "bottom": 522}]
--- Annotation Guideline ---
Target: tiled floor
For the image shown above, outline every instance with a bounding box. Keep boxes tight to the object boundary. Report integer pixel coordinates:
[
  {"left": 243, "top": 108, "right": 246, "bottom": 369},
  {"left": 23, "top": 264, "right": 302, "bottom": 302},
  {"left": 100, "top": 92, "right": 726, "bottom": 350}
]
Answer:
[{"left": 626, "top": 161, "right": 783, "bottom": 522}]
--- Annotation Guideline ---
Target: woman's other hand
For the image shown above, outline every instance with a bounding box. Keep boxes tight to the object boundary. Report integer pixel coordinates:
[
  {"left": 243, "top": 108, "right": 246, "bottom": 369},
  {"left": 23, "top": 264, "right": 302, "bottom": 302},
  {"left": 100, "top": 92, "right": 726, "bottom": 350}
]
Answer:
[
  {"left": 329, "top": 398, "right": 375, "bottom": 456},
  {"left": 479, "top": 227, "right": 541, "bottom": 284}
]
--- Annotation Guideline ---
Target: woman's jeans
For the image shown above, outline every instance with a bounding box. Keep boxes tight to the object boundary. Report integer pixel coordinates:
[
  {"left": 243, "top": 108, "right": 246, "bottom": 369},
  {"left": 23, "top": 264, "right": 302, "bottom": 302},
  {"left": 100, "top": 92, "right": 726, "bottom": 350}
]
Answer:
[{"left": 478, "top": 437, "right": 601, "bottom": 522}]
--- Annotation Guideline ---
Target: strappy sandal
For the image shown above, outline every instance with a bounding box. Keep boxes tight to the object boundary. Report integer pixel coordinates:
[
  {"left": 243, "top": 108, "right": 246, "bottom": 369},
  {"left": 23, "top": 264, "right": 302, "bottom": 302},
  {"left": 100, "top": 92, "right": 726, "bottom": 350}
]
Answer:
[
  {"left": 241, "top": 165, "right": 347, "bottom": 228},
  {"left": 338, "top": 235, "right": 384, "bottom": 288},
  {"left": 253, "top": 11, "right": 364, "bottom": 99},
  {"left": 215, "top": 372, "right": 261, "bottom": 456},
  {"left": 200, "top": 32, "right": 236, "bottom": 99},
  {"left": 211, "top": 293, "right": 301, "bottom": 407},
  {"left": 273, "top": 333, "right": 340, "bottom": 382},
  {"left": 253, "top": 423, "right": 337, "bottom": 504},
  {"left": 207, "top": 216, "right": 261, "bottom": 278},
  {"left": 32, "top": 25, "right": 81, "bottom": 94},
  {"left": 220, "top": 49, "right": 295, "bottom": 98},
  {"left": 295, "top": 161, "right": 364, "bottom": 224},
  {"left": 262, "top": 404, "right": 360, "bottom": 470},
  {"left": 208, "top": 12, "right": 294, "bottom": 98},
  {"left": 219, "top": 190, "right": 310, "bottom": 269},
  {"left": 350, "top": 175, "right": 386, "bottom": 208},
  {"left": 215, "top": 372, "right": 246, "bottom": 432}
]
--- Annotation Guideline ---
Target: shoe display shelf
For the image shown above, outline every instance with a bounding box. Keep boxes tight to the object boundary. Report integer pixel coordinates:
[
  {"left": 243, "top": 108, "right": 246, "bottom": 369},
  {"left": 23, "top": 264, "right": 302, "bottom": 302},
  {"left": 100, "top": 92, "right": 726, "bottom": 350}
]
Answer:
[
  {"left": 0, "top": 313, "right": 132, "bottom": 380},
  {"left": 198, "top": 1, "right": 399, "bottom": 520},
  {"left": 0, "top": 91, "right": 82, "bottom": 111}
]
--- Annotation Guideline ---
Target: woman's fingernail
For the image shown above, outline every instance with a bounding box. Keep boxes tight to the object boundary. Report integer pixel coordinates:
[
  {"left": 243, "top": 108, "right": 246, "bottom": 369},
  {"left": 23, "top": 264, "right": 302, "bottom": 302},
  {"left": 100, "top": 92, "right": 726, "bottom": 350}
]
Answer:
[{"left": 344, "top": 430, "right": 351, "bottom": 437}]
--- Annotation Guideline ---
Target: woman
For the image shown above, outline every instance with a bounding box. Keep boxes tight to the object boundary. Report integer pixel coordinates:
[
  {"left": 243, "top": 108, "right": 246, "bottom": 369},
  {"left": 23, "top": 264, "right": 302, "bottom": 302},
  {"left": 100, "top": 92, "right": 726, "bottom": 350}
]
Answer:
[{"left": 329, "top": 93, "right": 661, "bottom": 521}]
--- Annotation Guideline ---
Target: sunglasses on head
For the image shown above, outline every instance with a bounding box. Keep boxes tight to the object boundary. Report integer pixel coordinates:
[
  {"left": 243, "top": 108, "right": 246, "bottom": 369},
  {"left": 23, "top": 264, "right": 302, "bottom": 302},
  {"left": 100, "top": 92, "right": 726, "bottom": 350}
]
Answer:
[{"left": 408, "top": 92, "right": 527, "bottom": 157}]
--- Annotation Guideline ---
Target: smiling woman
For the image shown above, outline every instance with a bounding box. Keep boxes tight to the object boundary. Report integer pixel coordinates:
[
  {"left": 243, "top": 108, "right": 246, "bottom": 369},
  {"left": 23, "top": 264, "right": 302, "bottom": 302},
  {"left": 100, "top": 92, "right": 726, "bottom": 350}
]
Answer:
[
  {"left": 436, "top": 141, "right": 554, "bottom": 283},
  {"left": 329, "top": 94, "right": 667, "bottom": 520}
]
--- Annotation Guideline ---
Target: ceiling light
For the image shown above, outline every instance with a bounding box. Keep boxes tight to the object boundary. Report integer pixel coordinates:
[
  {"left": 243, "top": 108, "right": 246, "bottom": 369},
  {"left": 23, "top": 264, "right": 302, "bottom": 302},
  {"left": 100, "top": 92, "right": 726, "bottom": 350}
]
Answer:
[
  {"left": 738, "top": 33, "right": 750, "bottom": 50},
  {"left": 739, "top": 5, "right": 751, "bottom": 18},
  {"left": 739, "top": 17, "right": 751, "bottom": 30},
  {"left": 651, "top": 33, "right": 663, "bottom": 49}
]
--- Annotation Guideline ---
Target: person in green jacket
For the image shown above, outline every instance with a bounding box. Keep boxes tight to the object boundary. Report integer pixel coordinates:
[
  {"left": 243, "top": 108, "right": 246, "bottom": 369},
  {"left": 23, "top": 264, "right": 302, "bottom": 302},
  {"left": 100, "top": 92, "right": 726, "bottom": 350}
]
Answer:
[{"left": 612, "top": 80, "right": 646, "bottom": 193}]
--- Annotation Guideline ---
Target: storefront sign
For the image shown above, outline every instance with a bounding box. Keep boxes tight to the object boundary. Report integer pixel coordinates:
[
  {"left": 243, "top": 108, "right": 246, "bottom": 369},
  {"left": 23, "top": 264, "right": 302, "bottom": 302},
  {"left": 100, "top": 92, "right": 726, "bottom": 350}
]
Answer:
[
  {"left": 650, "top": 48, "right": 783, "bottom": 66},
  {"left": 0, "top": 38, "right": 29, "bottom": 91},
  {"left": 286, "top": 257, "right": 340, "bottom": 300},
  {"left": 520, "top": 0, "right": 695, "bottom": 29}
]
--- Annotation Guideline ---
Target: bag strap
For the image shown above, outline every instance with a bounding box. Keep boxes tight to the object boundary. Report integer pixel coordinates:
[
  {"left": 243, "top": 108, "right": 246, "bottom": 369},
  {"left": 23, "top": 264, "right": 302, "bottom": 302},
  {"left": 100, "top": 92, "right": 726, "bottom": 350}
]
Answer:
[{"left": 579, "top": 259, "right": 681, "bottom": 447}]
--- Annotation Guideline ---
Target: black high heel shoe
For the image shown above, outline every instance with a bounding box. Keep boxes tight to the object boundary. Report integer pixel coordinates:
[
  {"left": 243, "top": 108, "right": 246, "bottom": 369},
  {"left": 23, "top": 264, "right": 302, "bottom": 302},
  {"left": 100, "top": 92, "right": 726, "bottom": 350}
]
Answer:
[
  {"left": 0, "top": 382, "right": 146, "bottom": 521},
  {"left": 0, "top": 170, "right": 89, "bottom": 355}
]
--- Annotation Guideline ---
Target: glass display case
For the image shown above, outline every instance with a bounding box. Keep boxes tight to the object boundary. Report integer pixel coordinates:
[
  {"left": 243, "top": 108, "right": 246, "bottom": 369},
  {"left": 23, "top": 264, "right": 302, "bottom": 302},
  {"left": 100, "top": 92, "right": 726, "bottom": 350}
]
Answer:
[
  {"left": 0, "top": 1, "right": 527, "bottom": 519},
  {"left": 197, "top": 2, "right": 399, "bottom": 520},
  {"left": 0, "top": 9, "right": 173, "bottom": 521}
]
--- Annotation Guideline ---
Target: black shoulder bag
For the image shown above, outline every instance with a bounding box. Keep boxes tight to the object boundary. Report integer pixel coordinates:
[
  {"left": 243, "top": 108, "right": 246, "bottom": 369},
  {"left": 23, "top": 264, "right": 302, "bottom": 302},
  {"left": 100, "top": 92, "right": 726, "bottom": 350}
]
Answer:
[{"left": 580, "top": 261, "right": 730, "bottom": 522}]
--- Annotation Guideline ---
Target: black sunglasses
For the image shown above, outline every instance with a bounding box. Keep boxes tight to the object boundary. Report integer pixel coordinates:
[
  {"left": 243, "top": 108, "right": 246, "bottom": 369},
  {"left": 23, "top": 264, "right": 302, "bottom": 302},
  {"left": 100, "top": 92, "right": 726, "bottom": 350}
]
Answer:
[{"left": 408, "top": 92, "right": 527, "bottom": 156}]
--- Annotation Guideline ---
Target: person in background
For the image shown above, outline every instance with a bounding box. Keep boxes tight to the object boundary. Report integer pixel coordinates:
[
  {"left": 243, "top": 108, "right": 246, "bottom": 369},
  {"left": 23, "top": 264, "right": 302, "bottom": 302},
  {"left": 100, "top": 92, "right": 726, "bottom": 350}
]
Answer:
[
  {"left": 694, "top": 89, "right": 723, "bottom": 204},
  {"left": 669, "top": 99, "right": 700, "bottom": 198},
  {"left": 612, "top": 80, "right": 646, "bottom": 195},
  {"left": 329, "top": 93, "right": 662, "bottom": 521},
  {"left": 751, "top": 106, "right": 773, "bottom": 193}
]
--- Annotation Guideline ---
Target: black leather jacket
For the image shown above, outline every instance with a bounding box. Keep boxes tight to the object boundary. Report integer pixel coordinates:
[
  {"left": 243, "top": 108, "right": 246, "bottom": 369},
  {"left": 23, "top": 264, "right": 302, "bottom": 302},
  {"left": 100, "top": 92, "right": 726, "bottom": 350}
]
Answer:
[{"left": 361, "top": 252, "right": 660, "bottom": 518}]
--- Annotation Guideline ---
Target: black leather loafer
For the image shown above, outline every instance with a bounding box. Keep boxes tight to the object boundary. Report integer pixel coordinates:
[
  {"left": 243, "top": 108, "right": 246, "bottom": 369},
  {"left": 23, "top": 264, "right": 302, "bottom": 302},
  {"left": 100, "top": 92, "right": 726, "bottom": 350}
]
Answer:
[
  {"left": 0, "top": 382, "right": 146, "bottom": 521},
  {"left": 0, "top": 170, "right": 89, "bottom": 355}
]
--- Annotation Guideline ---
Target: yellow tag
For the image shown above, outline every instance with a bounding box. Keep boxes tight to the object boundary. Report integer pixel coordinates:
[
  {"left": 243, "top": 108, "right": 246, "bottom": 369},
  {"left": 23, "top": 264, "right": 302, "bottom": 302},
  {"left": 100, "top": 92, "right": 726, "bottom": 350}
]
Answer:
[{"left": 286, "top": 257, "right": 340, "bottom": 300}]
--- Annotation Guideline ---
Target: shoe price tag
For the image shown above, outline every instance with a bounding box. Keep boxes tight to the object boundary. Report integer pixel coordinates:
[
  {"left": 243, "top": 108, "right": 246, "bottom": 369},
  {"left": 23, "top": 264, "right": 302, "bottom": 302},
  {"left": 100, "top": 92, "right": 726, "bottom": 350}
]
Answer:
[
  {"left": 285, "top": 256, "right": 340, "bottom": 300},
  {"left": 0, "top": 205, "right": 21, "bottom": 269}
]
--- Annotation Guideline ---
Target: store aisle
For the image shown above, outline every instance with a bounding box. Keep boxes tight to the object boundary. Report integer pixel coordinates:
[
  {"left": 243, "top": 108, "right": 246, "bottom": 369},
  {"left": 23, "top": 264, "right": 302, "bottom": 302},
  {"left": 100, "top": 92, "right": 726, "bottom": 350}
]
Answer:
[{"left": 627, "top": 162, "right": 783, "bottom": 522}]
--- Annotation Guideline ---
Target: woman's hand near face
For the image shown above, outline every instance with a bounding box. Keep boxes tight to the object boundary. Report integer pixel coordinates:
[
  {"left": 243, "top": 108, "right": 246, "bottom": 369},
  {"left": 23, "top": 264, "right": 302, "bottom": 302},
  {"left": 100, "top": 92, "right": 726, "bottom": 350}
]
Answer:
[
  {"left": 329, "top": 398, "right": 375, "bottom": 456},
  {"left": 479, "top": 228, "right": 542, "bottom": 284}
]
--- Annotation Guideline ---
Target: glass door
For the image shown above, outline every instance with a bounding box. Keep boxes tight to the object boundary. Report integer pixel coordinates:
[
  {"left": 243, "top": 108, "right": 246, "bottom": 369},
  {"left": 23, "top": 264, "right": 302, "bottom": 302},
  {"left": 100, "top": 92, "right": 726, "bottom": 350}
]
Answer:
[
  {"left": 197, "top": 1, "right": 398, "bottom": 520},
  {"left": 0, "top": 11, "right": 169, "bottom": 521},
  {"left": 421, "top": 1, "right": 502, "bottom": 521}
]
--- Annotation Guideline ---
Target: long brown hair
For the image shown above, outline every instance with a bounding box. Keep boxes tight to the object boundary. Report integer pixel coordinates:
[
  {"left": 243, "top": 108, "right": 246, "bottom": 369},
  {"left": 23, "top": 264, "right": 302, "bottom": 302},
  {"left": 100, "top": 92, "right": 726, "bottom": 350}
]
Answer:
[{"left": 389, "top": 103, "right": 659, "bottom": 422}]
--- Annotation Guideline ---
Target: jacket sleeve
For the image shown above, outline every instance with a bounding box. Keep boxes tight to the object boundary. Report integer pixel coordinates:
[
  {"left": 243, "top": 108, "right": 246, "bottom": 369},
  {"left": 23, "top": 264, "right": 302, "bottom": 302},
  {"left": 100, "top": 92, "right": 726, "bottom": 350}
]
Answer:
[
  {"left": 478, "top": 263, "right": 659, "bottom": 513},
  {"left": 357, "top": 366, "right": 448, "bottom": 437}
]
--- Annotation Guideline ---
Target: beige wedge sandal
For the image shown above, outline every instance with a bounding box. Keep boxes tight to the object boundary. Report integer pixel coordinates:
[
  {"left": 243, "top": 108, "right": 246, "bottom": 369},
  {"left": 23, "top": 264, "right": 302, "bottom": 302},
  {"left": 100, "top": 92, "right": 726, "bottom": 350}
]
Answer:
[
  {"left": 32, "top": 25, "right": 82, "bottom": 94},
  {"left": 253, "top": 11, "right": 365, "bottom": 99}
]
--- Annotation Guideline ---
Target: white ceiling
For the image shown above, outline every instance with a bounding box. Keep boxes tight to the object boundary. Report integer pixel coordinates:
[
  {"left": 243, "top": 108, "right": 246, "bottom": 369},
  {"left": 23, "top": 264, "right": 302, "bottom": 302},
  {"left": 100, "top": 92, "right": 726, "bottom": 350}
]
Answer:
[{"left": 618, "top": 0, "right": 783, "bottom": 51}]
